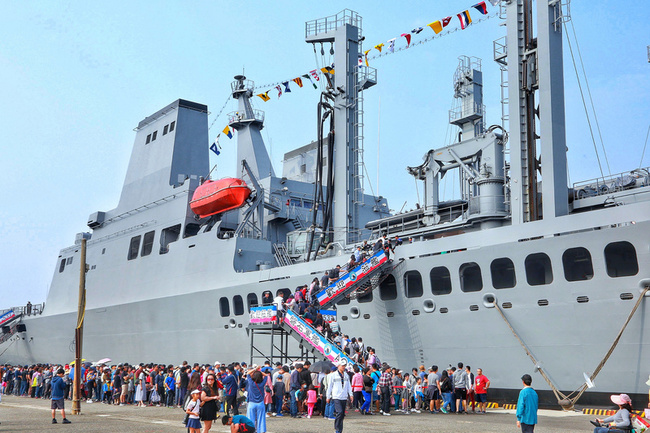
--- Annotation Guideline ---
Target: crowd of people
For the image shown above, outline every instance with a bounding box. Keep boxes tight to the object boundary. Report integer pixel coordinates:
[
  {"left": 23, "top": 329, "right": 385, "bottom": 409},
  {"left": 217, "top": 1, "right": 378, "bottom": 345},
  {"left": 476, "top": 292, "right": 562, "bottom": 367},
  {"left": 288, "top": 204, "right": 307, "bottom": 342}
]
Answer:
[{"left": 0, "top": 356, "right": 494, "bottom": 432}]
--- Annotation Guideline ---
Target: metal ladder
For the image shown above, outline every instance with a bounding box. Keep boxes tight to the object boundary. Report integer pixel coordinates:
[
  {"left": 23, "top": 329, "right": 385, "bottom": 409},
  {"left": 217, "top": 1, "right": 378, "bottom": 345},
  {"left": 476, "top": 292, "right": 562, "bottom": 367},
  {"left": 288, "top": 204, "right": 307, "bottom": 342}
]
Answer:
[{"left": 273, "top": 243, "right": 292, "bottom": 267}]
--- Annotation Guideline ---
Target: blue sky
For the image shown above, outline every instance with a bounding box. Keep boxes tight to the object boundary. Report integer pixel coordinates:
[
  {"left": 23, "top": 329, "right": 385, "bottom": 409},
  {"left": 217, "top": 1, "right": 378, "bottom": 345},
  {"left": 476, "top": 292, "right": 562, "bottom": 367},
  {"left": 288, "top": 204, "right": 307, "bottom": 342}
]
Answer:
[{"left": 1, "top": 1, "right": 648, "bottom": 309}]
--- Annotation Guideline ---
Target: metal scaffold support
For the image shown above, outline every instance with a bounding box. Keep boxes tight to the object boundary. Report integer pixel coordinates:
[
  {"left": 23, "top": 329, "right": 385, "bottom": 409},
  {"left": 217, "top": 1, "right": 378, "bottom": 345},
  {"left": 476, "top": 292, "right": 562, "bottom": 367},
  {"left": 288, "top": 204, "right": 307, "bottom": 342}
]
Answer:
[{"left": 249, "top": 324, "right": 318, "bottom": 367}]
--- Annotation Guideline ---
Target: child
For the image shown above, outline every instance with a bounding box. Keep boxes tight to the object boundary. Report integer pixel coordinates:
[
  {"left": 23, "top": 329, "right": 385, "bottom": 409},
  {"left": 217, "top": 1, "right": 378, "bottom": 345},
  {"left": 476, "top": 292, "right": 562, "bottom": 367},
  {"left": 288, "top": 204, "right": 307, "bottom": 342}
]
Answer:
[
  {"left": 185, "top": 389, "right": 202, "bottom": 433},
  {"left": 273, "top": 374, "right": 285, "bottom": 416},
  {"left": 414, "top": 377, "right": 423, "bottom": 413},
  {"left": 306, "top": 384, "right": 317, "bottom": 418}
]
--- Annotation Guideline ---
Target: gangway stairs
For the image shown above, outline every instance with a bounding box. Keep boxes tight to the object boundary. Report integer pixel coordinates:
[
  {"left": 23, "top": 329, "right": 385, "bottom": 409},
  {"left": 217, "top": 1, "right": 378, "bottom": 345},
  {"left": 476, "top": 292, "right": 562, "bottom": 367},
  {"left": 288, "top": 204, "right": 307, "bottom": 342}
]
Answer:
[
  {"left": 248, "top": 307, "right": 359, "bottom": 367},
  {"left": 0, "top": 310, "right": 24, "bottom": 345},
  {"left": 315, "top": 250, "right": 395, "bottom": 309}
]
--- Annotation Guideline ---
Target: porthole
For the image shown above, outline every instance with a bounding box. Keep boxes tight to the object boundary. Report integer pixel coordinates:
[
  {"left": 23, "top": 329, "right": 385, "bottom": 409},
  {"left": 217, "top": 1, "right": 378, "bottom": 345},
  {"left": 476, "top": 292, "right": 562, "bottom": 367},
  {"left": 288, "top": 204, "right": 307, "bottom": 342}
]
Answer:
[
  {"left": 423, "top": 299, "right": 436, "bottom": 313},
  {"left": 412, "top": 310, "right": 420, "bottom": 315},
  {"left": 387, "top": 312, "right": 395, "bottom": 318},
  {"left": 224, "top": 325, "right": 229, "bottom": 329},
  {"left": 482, "top": 293, "right": 497, "bottom": 308},
  {"left": 341, "top": 316, "right": 348, "bottom": 321},
  {"left": 576, "top": 296, "right": 589, "bottom": 303},
  {"left": 620, "top": 293, "right": 634, "bottom": 300},
  {"left": 538, "top": 299, "right": 549, "bottom": 306},
  {"left": 469, "top": 305, "right": 479, "bottom": 311},
  {"left": 350, "top": 307, "right": 360, "bottom": 319},
  {"left": 502, "top": 302, "right": 512, "bottom": 309},
  {"left": 363, "top": 314, "right": 371, "bottom": 319},
  {"left": 440, "top": 307, "right": 449, "bottom": 313}
]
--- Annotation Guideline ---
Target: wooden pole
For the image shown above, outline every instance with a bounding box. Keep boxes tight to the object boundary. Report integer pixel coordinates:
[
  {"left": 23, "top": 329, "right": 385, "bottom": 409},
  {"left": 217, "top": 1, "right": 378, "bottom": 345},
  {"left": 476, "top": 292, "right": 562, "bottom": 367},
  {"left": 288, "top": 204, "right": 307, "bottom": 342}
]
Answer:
[{"left": 72, "top": 238, "right": 87, "bottom": 415}]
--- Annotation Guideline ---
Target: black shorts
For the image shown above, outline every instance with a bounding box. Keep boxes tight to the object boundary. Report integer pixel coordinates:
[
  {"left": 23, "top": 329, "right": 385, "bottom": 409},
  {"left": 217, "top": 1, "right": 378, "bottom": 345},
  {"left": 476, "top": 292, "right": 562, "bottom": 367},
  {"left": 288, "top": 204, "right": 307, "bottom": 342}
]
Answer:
[
  {"left": 454, "top": 388, "right": 467, "bottom": 400},
  {"left": 51, "top": 399, "right": 65, "bottom": 410}
]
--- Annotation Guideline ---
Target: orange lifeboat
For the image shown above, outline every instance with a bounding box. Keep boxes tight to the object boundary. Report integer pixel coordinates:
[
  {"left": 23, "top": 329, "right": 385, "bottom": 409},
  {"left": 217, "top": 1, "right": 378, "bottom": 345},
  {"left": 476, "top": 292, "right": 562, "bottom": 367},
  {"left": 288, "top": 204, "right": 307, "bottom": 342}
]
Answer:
[{"left": 190, "top": 178, "right": 251, "bottom": 218}]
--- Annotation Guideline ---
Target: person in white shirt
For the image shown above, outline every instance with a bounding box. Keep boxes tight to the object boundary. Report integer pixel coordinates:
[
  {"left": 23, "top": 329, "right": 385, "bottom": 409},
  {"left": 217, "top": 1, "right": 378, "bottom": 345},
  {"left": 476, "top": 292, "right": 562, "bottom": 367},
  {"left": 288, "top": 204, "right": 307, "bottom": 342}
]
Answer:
[{"left": 326, "top": 360, "right": 353, "bottom": 433}]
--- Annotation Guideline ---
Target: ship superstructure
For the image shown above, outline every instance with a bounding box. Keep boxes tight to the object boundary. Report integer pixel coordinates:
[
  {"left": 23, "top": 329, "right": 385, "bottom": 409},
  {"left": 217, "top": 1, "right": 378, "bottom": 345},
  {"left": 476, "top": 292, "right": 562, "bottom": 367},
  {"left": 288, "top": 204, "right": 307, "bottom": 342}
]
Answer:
[{"left": 2, "top": 1, "right": 650, "bottom": 407}]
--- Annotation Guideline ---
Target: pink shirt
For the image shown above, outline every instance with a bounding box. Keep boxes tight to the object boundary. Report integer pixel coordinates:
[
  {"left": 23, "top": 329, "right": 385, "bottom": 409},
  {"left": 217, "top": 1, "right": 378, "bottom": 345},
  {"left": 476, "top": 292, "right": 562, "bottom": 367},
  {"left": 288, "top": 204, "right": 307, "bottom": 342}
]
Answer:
[
  {"left": 307, "top": 389, "right": 317, "bottom": 404},
  {"left": 351, "top": 372, "right": 364, "bottom": 392}
]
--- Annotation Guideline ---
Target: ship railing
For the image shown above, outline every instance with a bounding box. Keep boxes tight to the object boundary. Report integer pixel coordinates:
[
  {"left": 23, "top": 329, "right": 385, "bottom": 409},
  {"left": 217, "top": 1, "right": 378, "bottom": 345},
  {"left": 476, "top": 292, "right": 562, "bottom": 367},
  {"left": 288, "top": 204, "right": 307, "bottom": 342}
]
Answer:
[
  {"left": 230, "top": 78, "right": 255, "bottom": 93},
  {"left": 0, "top": 303, "right": 44, "bottom": 317},
  {"left": 449, "top": 101, "right": 485, "bottom": 124},
  {"left": 305, "top": 9, "right": 361, "bottom": 38},
  {"left": 227, "top": 109, "right": 264, "bottom": 125},
  {"left": 572, "top": 167, "right": 650, "bottom": 200}
]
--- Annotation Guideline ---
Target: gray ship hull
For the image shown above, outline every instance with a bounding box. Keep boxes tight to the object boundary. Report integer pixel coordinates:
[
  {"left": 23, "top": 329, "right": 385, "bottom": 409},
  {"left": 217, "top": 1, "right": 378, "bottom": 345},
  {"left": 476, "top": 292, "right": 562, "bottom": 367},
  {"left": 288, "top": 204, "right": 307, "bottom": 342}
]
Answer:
[{"left": 3, "top": 198, "right": 649, "bottom": 406}]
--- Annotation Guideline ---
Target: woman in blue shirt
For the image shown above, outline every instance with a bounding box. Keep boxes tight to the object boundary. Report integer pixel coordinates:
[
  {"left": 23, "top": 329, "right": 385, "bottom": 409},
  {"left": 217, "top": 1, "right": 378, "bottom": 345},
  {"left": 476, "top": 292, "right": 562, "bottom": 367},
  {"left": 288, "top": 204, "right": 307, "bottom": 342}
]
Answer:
[{"left": 244, "top": 369, "right": 266, "bottom": 433}]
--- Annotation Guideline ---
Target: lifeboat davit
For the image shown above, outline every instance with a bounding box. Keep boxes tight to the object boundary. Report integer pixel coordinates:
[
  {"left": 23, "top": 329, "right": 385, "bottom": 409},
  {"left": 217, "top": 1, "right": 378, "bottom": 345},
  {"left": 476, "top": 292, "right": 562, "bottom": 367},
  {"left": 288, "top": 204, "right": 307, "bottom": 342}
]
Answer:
[{"left": 190, "top": 178, "right": 251, "bottom": 218}]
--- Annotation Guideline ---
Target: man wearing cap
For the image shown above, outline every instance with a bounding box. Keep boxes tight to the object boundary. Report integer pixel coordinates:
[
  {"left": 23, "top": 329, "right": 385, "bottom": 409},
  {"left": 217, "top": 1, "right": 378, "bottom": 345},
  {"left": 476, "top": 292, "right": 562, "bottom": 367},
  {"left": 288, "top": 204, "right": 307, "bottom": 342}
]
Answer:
[
  {"left": 516, "top": 374, "right": 538, "bottom": 432},
  {"left": 327, "top": 360, "right": 353, "bottom": 433}
]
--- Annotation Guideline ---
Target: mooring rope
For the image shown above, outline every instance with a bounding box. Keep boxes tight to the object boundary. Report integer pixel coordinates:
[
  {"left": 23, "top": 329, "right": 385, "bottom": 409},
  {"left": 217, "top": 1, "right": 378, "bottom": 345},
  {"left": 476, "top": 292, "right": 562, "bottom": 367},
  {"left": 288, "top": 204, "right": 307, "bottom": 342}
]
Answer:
[{"left": 494, "top": 286, "right": 649, "bottom": 410}]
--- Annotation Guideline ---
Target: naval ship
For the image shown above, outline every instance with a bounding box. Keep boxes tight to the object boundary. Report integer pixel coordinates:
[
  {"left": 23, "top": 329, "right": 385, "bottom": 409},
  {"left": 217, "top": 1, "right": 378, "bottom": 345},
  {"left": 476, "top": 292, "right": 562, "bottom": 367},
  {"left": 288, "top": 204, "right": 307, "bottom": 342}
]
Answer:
[{"left": 2, "top": 1, "right": 649, "bottom": 406}]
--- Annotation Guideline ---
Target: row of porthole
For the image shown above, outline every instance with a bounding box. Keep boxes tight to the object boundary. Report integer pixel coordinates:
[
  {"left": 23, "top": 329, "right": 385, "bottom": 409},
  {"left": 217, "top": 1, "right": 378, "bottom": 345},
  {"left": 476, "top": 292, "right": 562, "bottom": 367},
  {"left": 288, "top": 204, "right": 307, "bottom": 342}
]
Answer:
[{"left": 362, "top": 292, "right": 637, "bottom": 318}]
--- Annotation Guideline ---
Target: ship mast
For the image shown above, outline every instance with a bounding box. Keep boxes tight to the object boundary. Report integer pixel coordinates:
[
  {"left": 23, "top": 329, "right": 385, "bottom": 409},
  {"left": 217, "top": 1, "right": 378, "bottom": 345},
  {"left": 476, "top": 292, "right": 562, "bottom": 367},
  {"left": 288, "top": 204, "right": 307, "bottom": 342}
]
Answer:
[
  {"left": 305, "top": 10, "right": 375, "bottom": 245},
  {"left": 505, "top": 0, "right": 568, "bottom": 223}
]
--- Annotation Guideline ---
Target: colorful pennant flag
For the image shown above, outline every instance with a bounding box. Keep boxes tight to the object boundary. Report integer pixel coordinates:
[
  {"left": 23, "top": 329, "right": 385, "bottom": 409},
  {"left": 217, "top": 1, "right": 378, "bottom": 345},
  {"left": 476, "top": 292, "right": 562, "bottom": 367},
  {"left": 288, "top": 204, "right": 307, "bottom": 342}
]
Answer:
[
  {"left": 428, "top": 20, "right": 443, "bottom": 34},
  {"left": 257, "top": 91, "right": 270, "bottom": 101},
  {"left": 282, "top": 81, "right": 291, "bottom": 92},
  {"left": 411, "top": 27, "right": 423, "bottom": 34},
  {"left": 457, "top": 10, "right": 472, "bottom": 29},
  {"left": 302, "top": 74, "right": 317, "bottom": 89},
  {"left": 374, "top": 43, "right": 384, "bottom": 53},
  {"left": 387, "top": 38, "right": 396, "bottom": 53},
  {"left": 442, "top": 16, "right": 452, "bottom": 27},
  {"left": 309, "top": 69, "right": 320, "bottom": 81},
  {"left": 292, "top": 77, "right": 303, "bottom": 88},
  {"left": 222, "top": 125, "right": 233, "bottom": 139},
  {"left": 210, "top": 135, "right": 221, "bottom": 155},
  {"left": 275, "top": 85, "right": 282, "bottom": 98},
  {"left": 400, "top": 33, "right": 411, "bottom": 47},
  {"left": 473, "top": 1, "right": 488, "bottom": 15},
  {"left": 358, "top": 54, "right": 363, "bottom": 68},
  {"left": 364, "top": 49, "right": 371, "bottom": 66},
  {"left": 320, "top": 66, "right": 335, "bottom": 75}
]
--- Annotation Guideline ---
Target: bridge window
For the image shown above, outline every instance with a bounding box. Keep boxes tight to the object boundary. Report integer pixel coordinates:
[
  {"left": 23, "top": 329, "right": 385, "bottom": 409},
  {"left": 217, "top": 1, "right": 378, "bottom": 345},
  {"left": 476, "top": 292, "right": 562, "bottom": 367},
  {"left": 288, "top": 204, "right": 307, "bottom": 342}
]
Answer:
[
  {"left": 233, "top": 295, "right": 244, "bottom": 316},
  {"left": 247, "top": 293, "right": 258, "bottom": 311},
  {"left": 159, "top": 224, "right": 181, "bottom": 254},
  {"left": 430, "top": 267, "right": 452, "bottom": 295},
  {"left": 525, "top": 253, "right": 553, "bottom": 286},
  {"left": 357, "top": 290, "right": 373, "bottom": 303},
  {"left": 276, "top": 288, "right": 291, "bottom": 300},
  {"left": 128, "top": 235, "right": 141, "bottom": 261},
  {"left": 152, "top": 130, "right": 157, "bottom": 141},
  {"left": 460, "top": 262, "right": 483, "bottom": 292},
  {"left": 491, "top": 257, "right": 516, "bottom": 289},
  {"left": 605, "top": 241, "right": 638, "bottom": 277},
  {"left": 379, "top": 274, "right": 397, "bottom": 300},
  {"left": 163, "top": 124, "right": 169, "bottom": 135},
  {"left": 219, "top": 297, "right": 230, "bottom": 317},
  {"left": 146, "top": 134, "right": 151, "bottom": 144},
  {"left": 184, "top": 223, "right": 200, "bottom": 238},
  {"left": 141, "top": 231, "right": 155, "bottom": 257},
  {"left": 59, "top": 258, "right": 66, "bottom": 273},
  {"left": 169, "top": 121, "right": 175, "bottom": 132},
  {"left": 404, "top": 271, "right": 423, "bottom": 298},
  {"left": 563, "top": 247, "right": 594, "bottom": 281}
]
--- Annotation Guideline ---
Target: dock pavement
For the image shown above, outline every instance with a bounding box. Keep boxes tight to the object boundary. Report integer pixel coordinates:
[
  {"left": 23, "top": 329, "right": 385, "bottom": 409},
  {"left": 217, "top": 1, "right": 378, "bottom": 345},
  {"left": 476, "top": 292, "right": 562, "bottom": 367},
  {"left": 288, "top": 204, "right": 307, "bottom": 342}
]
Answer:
[{"left": 0, "top": 394, "right": 596, "bottom": 432}]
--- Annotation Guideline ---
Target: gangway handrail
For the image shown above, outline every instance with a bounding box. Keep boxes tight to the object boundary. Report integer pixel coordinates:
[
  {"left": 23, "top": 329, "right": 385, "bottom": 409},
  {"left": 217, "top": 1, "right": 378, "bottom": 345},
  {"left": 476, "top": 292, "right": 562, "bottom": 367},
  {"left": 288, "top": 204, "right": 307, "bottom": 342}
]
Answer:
[
  {"left": 283, "top": 309, "right": 358, "bottom": 367},
  {"left": 316, "top": 250, "right": 390, "bottom": 308}
]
